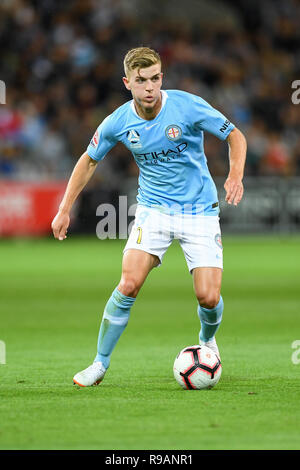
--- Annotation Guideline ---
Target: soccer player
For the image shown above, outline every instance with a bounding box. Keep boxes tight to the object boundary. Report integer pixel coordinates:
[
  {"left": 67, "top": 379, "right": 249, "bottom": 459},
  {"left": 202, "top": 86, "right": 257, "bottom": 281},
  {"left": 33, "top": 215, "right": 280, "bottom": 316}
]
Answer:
[{"left": 51, "top": 47, "right": 247, "bottom": 387}]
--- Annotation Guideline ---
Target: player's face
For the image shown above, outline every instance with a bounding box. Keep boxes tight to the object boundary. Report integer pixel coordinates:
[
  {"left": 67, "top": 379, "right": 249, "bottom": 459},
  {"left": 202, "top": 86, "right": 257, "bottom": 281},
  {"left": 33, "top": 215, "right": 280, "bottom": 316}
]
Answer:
[{"left": 123, "top": 64, "right": 163, "bottom": 117}]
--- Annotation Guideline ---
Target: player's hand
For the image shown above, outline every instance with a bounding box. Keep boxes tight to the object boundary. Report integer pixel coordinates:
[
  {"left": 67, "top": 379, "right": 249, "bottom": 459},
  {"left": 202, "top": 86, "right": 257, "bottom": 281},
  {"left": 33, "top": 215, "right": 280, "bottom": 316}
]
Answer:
[
  {"left": 51, "top": 211, "right": 70, "bottom": 241},
  {"left": 224, "top": 176, "right": 244, "bottom": 206}
]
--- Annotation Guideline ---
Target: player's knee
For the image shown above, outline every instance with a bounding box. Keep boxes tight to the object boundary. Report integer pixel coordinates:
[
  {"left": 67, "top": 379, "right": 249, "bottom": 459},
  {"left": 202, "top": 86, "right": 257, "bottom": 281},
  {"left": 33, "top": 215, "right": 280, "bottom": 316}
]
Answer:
[
  {"left": 118, "top": 277, "right": 141, "bottom": 298},
  {"left": 197, "top": 291, "right": 220, "bottom": 310}
]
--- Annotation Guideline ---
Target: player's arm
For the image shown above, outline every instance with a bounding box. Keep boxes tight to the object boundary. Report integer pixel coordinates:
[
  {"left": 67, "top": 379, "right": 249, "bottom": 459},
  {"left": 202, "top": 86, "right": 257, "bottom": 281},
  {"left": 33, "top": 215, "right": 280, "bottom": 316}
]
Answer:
[
  {"left": 224, "top": 127, "right": 247, "bottom": 206},
  {"left": 190, "top": 93, "right": 247, "bottom": 206},
  {"left": 51, "top": 152, "right": 98, "bottom": 240}
]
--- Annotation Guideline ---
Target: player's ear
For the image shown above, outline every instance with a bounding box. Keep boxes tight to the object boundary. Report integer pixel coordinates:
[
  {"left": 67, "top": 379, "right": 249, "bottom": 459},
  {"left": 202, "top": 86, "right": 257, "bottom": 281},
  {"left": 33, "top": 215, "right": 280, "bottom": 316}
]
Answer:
[{"left": 122, "top": 76, "right": 131, "bottom": 90}]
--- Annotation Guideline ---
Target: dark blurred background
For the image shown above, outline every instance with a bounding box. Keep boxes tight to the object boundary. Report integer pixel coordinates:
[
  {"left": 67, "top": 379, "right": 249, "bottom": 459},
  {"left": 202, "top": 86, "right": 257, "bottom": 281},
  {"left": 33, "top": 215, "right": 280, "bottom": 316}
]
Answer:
[{"left": 1, "top": 0, "right": 300, "bottom": 235}]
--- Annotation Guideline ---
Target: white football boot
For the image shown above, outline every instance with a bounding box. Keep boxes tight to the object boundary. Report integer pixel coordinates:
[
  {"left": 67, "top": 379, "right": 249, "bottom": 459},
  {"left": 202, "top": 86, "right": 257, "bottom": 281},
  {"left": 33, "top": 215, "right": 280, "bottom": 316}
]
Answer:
[
  {"left": 200, "top": 337, "right": 221, "bottom": 361},
  {"left": 73, "top": 361, "right": 106, "bottom": 387}
]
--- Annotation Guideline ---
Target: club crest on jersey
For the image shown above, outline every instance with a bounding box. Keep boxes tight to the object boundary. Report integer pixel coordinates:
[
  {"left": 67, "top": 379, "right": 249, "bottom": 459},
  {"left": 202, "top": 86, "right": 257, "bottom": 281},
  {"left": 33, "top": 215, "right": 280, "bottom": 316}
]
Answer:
[
  {"left": 127, "top": 129, "right": 142, "bottom": 148},
  {"left": 165, "top": 125, "right": 182, "bottom": 141}
]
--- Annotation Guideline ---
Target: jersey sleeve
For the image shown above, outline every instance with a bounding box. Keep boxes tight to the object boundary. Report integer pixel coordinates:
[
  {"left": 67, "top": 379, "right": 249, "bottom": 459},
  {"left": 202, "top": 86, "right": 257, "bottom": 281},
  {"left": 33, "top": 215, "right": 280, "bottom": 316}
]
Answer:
[
  {"left": 190, "top": 94, "right": 235, "bottom": 140},
  {"left": 86, "top": 114, "right": 117, "bottom": 161}
]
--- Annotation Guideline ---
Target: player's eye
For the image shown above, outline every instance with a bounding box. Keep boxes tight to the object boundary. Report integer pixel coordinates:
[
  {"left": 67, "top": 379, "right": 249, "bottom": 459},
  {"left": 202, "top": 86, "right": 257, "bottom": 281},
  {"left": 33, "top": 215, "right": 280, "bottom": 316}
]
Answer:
[{"left": 152, "top": 76, "right": 160, "bottom": 81}]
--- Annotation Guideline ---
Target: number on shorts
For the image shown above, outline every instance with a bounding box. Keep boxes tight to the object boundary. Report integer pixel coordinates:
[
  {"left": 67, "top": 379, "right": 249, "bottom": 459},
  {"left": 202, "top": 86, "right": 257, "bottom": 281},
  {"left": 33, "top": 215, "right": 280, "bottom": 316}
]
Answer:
[{"left": 136, "top": 211, "right": 149, "bottom": 225}]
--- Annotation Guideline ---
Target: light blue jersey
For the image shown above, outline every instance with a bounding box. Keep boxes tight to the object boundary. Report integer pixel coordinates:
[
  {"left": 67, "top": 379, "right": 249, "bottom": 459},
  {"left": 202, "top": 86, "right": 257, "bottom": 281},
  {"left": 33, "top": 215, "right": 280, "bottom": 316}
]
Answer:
[{"left": 87, "top": 90, "right": 235, "bottom": 215}]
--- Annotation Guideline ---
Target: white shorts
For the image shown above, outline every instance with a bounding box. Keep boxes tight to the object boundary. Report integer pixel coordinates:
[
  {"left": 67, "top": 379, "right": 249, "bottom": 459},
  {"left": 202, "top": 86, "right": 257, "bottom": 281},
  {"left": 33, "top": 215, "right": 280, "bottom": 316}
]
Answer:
[{"left": 123, "top": 205, "right": 223, "bottom": 273}]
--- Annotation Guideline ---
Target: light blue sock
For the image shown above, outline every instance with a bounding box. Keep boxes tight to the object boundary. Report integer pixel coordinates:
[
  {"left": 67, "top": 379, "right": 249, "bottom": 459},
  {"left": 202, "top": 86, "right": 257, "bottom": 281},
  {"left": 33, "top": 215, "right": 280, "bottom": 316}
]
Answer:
[
  {"left": 94, "top": 287, "right": 136, "bottom": 369},
  {"left": 197, "top": 296, "right": 224, "bottom": 343}
]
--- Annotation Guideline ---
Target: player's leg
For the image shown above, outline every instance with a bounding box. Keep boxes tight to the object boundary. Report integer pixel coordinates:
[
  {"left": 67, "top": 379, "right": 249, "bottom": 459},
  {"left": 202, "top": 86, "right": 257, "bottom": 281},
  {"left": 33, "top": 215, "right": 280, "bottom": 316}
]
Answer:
[
  {"left": 94, "top": 248, "right": 159, "bottom": 366},
  {"left": 73, "top": 205, "right": 171, "bottom": 386},
  {"left": 178, "top": 214, "right": 224, "bottom": 358},
  {"left": 193, "top": 267, "right": 223, "bottom": 357},
  {"left": 73, "top": 249, "right": 159, "bottom": 387}
]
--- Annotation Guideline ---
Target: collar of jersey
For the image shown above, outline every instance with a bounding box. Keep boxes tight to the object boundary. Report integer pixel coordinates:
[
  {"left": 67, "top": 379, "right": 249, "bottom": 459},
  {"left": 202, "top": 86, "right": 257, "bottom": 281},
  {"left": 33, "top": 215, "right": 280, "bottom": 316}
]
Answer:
[{"left": 130, "top": 90, "right": 168, "bottom": 121}]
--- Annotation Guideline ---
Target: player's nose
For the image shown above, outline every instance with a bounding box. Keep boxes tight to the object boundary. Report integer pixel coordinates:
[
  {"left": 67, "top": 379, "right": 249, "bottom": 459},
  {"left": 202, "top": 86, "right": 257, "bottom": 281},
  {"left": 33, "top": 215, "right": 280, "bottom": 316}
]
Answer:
[{"left": 145, "top": 79, "right": 153, "bottom": 91}]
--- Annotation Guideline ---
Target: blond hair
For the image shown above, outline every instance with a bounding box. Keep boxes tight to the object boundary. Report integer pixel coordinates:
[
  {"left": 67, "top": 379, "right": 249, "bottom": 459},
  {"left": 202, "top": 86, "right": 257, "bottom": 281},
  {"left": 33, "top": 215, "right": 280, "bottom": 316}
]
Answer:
[{"left": 123, "top": 47, "right": 161, "bottom": 78}]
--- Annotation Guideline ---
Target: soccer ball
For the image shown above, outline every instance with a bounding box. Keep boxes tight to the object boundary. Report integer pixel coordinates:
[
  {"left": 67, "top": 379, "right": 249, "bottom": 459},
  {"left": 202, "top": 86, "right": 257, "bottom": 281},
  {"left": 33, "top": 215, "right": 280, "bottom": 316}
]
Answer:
[{"left": 173, "top": 344, "right": 222, "bottom": 390}]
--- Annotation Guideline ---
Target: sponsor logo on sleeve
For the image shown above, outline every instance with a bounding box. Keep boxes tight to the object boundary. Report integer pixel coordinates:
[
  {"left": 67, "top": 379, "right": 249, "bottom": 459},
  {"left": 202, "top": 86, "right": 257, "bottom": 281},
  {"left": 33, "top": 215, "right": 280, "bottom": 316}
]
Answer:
[
  {"left": 90, "top": 129, "right": 99, "bottom": 148},
  {"left": 219, "top": 120, "right": 231, "bottom": 133}
]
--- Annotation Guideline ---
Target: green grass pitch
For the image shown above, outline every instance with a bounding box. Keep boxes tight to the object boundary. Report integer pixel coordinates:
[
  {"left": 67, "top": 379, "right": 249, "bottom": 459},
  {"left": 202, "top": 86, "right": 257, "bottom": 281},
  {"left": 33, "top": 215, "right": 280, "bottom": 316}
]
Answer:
[{"left": 0, "top": 235, "right": 299, "bottom": 450}]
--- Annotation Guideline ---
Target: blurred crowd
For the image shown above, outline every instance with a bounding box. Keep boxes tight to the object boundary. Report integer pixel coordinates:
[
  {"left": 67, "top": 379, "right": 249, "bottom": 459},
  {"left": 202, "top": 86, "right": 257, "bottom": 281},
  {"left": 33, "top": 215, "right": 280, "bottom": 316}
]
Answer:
[{"left": 0, "top": 0, "right": 300, "bottom": 188}]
